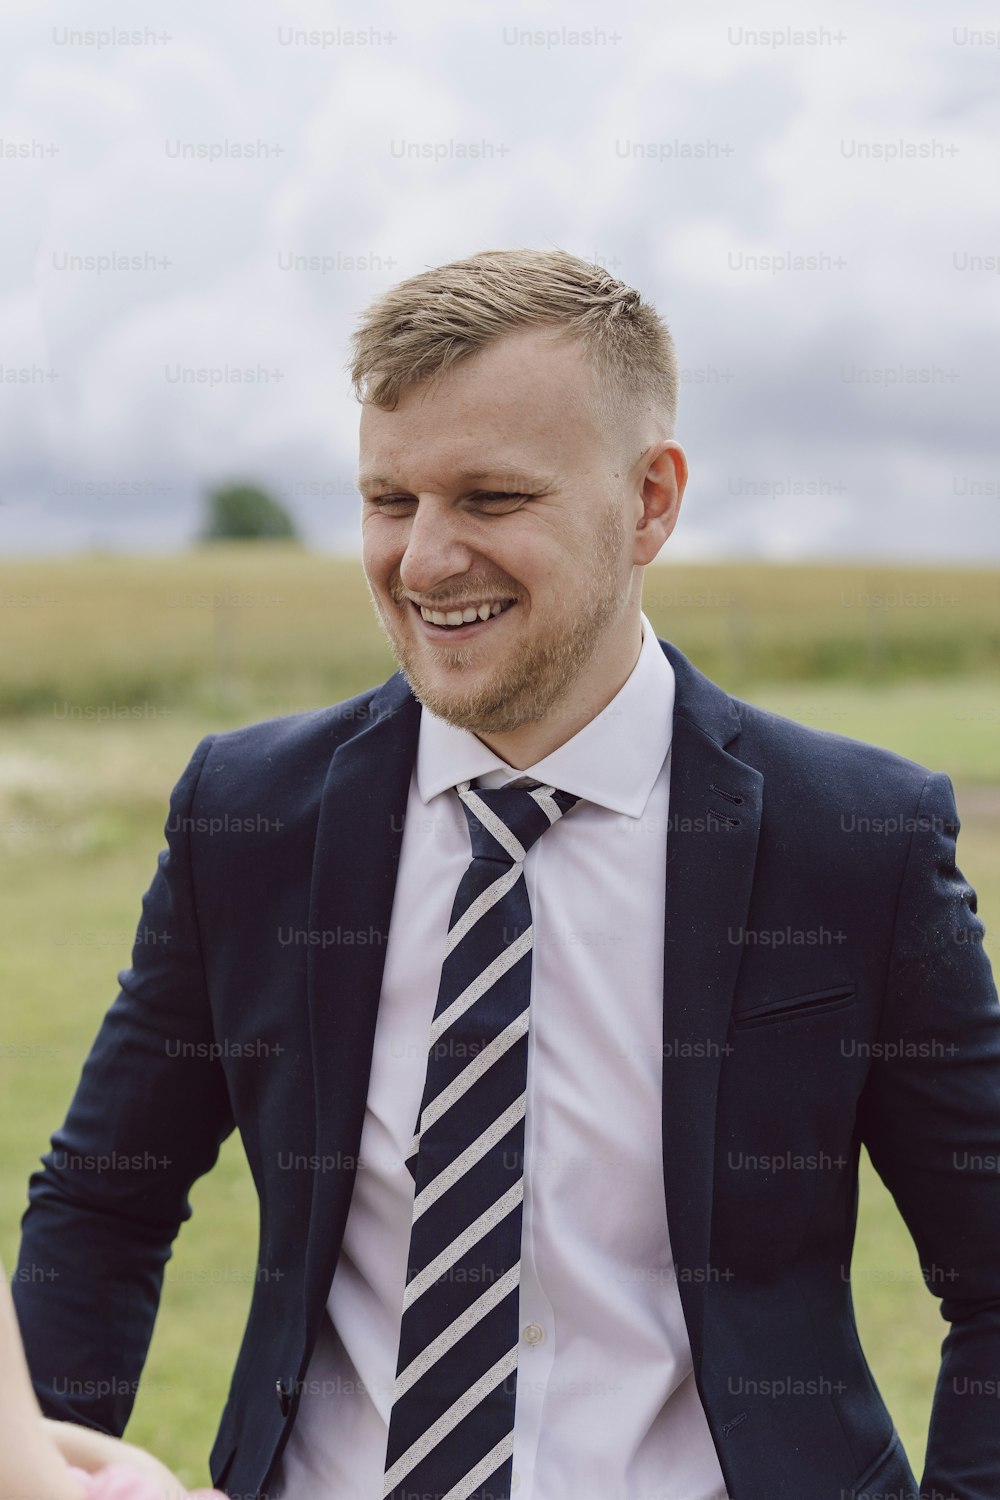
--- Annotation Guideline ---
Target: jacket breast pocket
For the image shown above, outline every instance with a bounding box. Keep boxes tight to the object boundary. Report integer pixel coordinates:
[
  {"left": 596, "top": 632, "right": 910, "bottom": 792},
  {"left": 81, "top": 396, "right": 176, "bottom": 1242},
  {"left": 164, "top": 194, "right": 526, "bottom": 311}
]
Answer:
[{"left": 733, "top": 982, "right": 857, "bottom": 1029}]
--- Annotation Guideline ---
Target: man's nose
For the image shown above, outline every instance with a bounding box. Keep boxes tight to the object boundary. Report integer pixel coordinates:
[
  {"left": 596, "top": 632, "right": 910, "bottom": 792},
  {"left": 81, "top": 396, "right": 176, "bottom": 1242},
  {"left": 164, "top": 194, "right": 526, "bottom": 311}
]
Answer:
[{"left": 399, "top": 498, "right": 475, "bottom": 589}]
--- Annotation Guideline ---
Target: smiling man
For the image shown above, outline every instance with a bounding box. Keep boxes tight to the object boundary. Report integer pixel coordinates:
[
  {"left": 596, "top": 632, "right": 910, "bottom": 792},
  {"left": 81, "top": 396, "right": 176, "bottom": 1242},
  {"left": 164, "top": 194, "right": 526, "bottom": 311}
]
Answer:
[
  {"left": 357, "top": 317, "right": 685, "bottom": 764},
  {"left": 15, "top": 250, "right": 1000, "bottom": 1500}
]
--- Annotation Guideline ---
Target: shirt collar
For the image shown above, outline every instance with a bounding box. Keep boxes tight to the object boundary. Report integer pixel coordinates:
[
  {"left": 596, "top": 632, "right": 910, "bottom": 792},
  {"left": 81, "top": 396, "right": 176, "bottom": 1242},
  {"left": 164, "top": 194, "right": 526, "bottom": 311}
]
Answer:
[{"left": 415, "top": 610, "right": 674, "bottom": 817}]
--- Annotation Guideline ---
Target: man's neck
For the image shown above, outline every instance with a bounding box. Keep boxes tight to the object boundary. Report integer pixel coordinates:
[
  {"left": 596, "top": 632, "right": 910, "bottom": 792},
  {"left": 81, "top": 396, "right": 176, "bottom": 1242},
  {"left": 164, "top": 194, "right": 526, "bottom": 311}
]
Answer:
[{"left": 471, "top": 615, "right": 644, "bottom": 770}]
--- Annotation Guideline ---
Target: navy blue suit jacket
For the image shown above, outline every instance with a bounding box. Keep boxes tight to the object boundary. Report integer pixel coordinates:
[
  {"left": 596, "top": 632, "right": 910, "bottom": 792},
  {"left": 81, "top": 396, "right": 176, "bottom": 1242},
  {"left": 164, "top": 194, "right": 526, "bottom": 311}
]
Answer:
[{"left": 14, "top": 638, "right": 1000, "bottom": 1500}]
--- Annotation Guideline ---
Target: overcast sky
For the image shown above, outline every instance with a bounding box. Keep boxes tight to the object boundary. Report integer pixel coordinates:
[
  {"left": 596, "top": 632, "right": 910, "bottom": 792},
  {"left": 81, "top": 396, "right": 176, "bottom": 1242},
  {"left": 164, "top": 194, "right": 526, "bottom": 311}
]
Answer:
[{"left": 1, "top": 0, "right": 998, "bottom": 560}]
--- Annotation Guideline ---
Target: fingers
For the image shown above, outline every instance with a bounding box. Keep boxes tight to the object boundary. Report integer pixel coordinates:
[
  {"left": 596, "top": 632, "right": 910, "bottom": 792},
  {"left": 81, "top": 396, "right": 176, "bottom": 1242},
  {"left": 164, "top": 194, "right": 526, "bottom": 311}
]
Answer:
[{"left": 41, "top": 1426, "right": 187, "bottom": 1500}]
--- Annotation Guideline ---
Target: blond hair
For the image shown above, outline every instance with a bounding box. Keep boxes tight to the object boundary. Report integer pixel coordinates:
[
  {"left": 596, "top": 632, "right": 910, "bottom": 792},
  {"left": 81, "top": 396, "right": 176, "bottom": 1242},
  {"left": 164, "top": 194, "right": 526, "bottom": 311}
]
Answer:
[{"left": 347, "top": 248, "right": 679, "bottom": 447}]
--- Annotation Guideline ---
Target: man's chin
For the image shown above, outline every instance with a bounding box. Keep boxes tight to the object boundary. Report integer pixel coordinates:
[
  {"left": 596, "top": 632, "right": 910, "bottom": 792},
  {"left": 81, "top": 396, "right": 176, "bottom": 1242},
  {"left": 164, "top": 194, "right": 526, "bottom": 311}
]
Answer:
[
  {"left": 408, "top": 682, "right": 515, "bottom": 733},
  {"left": 398, "top": 662, "right": 532, "bottom": 734}
]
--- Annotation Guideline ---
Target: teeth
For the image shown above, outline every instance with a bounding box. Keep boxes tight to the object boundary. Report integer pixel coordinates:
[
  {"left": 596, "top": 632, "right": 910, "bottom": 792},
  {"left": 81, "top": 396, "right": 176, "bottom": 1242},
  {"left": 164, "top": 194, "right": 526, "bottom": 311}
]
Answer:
[{"left": 418, "top": 599, "right": 513, "bottom": 627}]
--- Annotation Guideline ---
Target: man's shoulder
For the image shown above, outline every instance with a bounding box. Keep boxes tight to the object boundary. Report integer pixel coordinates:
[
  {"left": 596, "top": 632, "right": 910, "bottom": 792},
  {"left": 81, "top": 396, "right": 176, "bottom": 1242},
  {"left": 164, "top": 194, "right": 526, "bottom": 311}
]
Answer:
[
  {"left": 662, "top": 637, "right": 937, "bottom": 801},
  {"left": 207, "top": 684, "right": 386, "bottom": 758},
  {"left": 727, "top": 690, "right": 939, "bottom": 810},
  {"left": 185, "top": 677, "right": 411, "bottom": 812},
  {"left": 664, "top": 637, "right": 938, "bottom": 801}
]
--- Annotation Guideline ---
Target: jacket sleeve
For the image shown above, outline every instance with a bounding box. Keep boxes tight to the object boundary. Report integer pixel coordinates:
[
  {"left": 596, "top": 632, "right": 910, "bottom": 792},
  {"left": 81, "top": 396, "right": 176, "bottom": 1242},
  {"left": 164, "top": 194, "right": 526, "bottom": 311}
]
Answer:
[
  {"left": 12, "top": 733, "right": 237, "bottom": 1436},
  {"left": 856, "top": 770, "right": 1000, "bottom": 1500}
]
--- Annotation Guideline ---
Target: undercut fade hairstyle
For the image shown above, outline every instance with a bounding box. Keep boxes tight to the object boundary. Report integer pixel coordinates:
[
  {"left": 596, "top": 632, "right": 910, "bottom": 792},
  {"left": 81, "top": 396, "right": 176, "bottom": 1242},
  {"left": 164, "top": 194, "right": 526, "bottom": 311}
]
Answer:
[{"left": 347, "top": 248, "right": 680, "bottom": 449}]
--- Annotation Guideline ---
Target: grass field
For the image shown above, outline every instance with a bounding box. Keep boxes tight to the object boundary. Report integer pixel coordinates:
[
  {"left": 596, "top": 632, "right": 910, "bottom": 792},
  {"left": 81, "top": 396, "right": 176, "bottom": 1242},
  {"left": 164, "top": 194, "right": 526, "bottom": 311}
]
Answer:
[{"left": 1, "top": 551, "right": 998, "bottom": 1487}]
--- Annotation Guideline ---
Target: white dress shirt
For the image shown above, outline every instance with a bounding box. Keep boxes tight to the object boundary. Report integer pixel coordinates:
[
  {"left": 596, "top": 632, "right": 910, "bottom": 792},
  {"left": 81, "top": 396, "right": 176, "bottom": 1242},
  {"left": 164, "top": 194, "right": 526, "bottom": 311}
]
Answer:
[{"left": 272, "top": 610, "right": 730, "bottom": 1500}]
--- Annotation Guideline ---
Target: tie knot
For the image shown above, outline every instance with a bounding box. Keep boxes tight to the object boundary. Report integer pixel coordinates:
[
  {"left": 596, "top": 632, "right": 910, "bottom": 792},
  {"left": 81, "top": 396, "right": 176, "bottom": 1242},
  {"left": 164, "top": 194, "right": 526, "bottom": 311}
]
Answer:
[{"left": 456, "top": 778, "right": 580, "bottom": 864}]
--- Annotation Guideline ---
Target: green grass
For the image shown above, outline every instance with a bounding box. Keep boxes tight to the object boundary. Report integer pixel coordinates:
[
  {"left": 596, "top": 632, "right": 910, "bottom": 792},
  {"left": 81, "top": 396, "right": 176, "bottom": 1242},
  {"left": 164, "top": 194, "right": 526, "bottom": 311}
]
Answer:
[{"left": 1, "top": 553, "right": 998, "bottom": 1485}]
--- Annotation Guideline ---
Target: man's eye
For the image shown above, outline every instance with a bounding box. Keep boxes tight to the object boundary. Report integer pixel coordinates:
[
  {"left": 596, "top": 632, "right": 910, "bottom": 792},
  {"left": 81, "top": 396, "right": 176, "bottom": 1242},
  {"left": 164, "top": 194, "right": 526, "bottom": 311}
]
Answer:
[{"left": 369, "top": 492, "right": 530, "bottom": 508}]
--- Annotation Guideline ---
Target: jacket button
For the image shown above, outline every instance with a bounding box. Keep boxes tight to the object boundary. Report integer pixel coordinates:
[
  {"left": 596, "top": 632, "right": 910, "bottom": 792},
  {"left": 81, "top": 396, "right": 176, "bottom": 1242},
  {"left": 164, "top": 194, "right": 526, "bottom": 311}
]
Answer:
[{"left": 276, "top": 1378, "right": 291, "bottom": 1417}]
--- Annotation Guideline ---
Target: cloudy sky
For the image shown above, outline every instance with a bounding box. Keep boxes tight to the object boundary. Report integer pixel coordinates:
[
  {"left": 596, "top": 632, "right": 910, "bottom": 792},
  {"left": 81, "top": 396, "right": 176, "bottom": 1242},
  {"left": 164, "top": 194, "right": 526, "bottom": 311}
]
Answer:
[{"left": 1, "top": 0, "right": 998, "bottom": 559}]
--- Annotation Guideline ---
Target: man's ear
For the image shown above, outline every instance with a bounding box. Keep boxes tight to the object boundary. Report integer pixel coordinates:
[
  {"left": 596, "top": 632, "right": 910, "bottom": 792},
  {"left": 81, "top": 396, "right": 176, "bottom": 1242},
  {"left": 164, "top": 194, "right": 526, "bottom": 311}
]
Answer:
[{"left": 635, "top": 441, "right": 687, "bottom": 560}]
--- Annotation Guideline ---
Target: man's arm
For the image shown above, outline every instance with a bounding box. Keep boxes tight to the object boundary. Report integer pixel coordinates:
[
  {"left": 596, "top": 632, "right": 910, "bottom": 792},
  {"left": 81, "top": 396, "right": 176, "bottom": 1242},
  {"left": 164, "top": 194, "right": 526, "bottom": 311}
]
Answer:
[
  {"left": 13, "top": 733, "right": 237, "bottom": 1437},
  {"left": 857, "top": 770, "right": 1000, "bottom": 1500}
]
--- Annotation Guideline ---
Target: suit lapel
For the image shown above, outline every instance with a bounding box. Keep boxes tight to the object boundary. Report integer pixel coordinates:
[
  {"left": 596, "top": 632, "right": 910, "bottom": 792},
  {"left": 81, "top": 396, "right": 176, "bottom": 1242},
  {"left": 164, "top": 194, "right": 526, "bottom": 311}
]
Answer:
[
  {"left": 658, "top": 640, "right": 763, "bottom": 1360},
  {"left": 303, "top": 672, "right": 421, "bottom": 1322}
]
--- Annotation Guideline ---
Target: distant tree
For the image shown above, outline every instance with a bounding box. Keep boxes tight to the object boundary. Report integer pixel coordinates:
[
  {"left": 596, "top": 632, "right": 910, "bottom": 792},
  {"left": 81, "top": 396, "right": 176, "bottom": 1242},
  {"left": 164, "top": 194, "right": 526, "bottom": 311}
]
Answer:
[{"left": 200, "top": 482, "right": 299, "bottom": 541}]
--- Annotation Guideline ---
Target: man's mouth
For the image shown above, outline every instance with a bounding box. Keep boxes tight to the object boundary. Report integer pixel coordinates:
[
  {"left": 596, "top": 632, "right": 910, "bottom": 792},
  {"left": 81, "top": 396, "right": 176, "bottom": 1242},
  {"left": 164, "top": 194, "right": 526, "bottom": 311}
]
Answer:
[{"left": 407, "top": 596, "right": 518, "bottom": 640}]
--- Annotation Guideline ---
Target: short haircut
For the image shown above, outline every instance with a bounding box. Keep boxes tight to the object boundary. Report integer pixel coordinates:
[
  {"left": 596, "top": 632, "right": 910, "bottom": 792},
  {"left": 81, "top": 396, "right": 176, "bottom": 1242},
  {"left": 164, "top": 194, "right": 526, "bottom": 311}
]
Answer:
[{"left": 347, "top": 247, "right": 680, "bottom": 449}]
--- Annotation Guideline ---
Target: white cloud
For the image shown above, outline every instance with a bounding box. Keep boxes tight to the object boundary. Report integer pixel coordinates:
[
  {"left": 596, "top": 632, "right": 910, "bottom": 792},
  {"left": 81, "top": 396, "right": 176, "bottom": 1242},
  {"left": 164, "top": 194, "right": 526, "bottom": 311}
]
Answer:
[{"left": 1, "top": 0, "right": 997, "bottom": 558}]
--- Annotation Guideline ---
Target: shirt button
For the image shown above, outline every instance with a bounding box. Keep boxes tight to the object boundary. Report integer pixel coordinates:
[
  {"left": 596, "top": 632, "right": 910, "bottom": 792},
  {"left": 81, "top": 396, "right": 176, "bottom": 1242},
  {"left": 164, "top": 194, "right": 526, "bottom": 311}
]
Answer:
[
  {"left": 511, "top": 1473, "right": 521, "bottom": 1492},
  {"left": 522, "top": 1322, "right": 544, "bottom": 1346}
]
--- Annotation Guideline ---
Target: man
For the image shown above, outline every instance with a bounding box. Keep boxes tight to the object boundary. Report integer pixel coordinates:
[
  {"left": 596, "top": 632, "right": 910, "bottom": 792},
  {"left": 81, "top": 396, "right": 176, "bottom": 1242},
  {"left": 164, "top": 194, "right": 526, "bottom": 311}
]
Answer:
[{"left": 14, "top": 249, "right": 1000, "bottom": 1500}]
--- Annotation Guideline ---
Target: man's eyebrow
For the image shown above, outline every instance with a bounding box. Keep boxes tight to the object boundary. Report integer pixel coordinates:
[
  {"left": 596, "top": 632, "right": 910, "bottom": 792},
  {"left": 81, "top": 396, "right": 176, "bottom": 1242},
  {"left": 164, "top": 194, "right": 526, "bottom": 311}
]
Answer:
[{"left": 355, "top": 466, "right": 553, "bottom": 492}]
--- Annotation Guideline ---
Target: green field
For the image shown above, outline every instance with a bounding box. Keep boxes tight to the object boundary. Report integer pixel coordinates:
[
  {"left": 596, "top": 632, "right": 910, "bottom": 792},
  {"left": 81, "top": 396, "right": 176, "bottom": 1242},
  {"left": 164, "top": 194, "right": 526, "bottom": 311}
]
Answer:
[{"left": 1, "top": 551, "right": 998, "bottom": 1486}]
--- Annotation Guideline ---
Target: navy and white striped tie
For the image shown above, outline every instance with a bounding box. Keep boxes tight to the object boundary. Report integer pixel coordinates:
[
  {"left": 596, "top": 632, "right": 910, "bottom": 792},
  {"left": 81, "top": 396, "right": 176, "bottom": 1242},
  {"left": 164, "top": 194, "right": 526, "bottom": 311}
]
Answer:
[{"left": 382, "top": 775, "right": 581, "bottom": 1500}]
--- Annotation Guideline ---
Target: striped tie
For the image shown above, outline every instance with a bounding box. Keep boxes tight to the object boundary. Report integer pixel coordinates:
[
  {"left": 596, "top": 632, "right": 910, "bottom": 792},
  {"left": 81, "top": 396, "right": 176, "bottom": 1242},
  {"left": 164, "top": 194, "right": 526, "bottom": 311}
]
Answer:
[{"left": 382, "top": 775, "right": 581, "bottom": 1500}]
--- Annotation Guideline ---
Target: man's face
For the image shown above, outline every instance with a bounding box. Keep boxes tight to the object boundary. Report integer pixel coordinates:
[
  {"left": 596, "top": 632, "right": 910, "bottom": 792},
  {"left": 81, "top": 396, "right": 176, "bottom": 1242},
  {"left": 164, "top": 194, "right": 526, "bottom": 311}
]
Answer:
[{"left": 358, "top": 325, "right": 651, "bottom": 740}]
